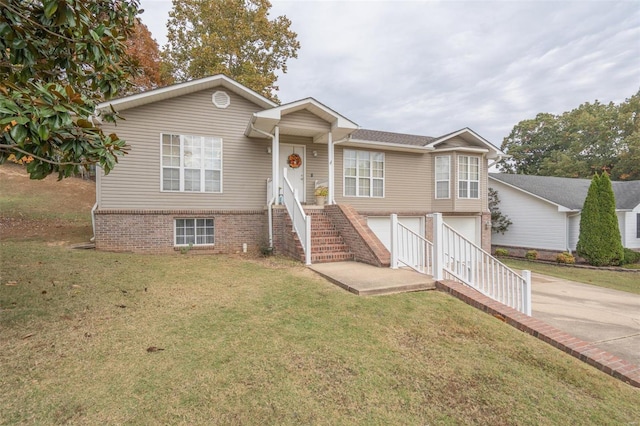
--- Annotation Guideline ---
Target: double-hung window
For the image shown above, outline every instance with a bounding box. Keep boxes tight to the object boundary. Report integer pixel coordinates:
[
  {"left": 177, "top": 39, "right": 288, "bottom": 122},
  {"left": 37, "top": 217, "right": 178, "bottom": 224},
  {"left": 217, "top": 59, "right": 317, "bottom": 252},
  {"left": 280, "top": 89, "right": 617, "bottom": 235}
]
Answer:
[
  {"left": 458, "top": 155, "right": 480, "bottom": 199},
  {"left": 175, "top": 218, "right": 214, "bottom": 246},
  {"left": 161, "top": 134, "right": 222, "bottom": 192},
  {"left": 435, "top": 156, "right": 450, "bottom": 199},
  {"left": 344, "top": 149, "right": 384, "bottom": 197}
]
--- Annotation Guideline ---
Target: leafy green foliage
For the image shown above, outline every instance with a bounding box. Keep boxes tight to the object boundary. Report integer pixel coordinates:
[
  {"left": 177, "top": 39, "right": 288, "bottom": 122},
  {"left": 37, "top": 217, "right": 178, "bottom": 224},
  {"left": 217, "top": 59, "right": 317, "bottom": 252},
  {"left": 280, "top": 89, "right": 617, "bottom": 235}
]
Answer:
[
  {"left": 0, "top": 0, "right": 141, "bottom": 179},
  {"left": 576, "top": 173, "right": 624, "bottom": 266},
  {"left": 163, "top": 0, "right": 300, "bottom": 102},
  {"left": 555, "top": 252, "right": 575, "bottom": 265},
  {"left": 494, "top": 248, "right": 509, "bottom": 257},
  {"left": 621, "top": 248, "right": 640, "bottom": 266},
  {"left": 488, "top": 187, "right": 512, "bottom": 235},
  {"left": 525, "top": 250, "right": 538, "bottom": 260},
  {"left": 499, "top": 90, "right": 640, "bottom": 180}
]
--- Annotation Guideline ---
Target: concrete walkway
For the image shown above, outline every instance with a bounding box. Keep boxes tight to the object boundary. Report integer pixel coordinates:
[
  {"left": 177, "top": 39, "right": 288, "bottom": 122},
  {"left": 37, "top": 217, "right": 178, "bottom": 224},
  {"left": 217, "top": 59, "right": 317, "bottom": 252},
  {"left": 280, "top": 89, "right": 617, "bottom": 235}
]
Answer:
[
  {"left": 309, "top": 261, "right": 435, "bottom": 296},
  {"left": 531, "top": 272, "right": 640, "bottom": 366}
]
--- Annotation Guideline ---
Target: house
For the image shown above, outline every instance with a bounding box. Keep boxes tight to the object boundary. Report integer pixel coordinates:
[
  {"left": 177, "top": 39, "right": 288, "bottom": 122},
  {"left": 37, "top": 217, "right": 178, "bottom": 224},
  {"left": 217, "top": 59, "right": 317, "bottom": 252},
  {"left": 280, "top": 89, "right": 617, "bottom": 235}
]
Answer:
[
  {"left": 489, "top": 173, "right": 640, "bottom": 256},
  {"left": 93, "top": 74, "right": 505, "bottom": 265}
]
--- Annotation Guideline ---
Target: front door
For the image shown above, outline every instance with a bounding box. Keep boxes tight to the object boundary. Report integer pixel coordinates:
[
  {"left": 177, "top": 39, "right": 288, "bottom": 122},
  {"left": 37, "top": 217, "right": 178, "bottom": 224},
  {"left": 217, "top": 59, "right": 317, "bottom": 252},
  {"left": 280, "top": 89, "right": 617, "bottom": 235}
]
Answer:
[{"left": 280, "top": 144, "right": 305, "bottom": 202}]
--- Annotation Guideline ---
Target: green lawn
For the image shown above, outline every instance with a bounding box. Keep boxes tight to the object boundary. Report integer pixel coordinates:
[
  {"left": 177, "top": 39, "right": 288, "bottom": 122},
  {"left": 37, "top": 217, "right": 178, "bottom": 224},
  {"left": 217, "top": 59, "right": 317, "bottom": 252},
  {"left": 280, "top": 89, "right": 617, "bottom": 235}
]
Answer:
[
  {"left": 503, "top": 258, "right": 640, "bottom": 295},
  {"left": 1, "top": 241, "right": 639, "bottom": 425}
]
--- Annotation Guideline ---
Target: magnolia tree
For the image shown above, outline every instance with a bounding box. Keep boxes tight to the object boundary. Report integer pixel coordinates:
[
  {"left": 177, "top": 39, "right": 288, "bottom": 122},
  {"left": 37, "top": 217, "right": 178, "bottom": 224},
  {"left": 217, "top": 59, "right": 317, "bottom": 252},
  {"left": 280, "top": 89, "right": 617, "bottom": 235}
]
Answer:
[{"left": 0, "top": 0, "right": 141, "bottom": 179}]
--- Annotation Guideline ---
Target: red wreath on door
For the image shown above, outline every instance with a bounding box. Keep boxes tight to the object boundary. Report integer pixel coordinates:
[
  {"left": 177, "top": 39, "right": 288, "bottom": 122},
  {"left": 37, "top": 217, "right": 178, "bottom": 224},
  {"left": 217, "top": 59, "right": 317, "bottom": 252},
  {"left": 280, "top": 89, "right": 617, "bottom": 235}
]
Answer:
[{"left": 288, "top": 153, "right": 302, "bottom": 169}]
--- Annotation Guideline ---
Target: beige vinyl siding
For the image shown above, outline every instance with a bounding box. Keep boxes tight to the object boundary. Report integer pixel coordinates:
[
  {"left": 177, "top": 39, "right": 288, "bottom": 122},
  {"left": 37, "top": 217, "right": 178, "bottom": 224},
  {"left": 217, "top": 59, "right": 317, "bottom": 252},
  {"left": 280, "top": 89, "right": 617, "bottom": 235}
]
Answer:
[
  {"left": 334, "top": 147, "right": 430, "bottom": 212},
  {"left": 490, "top": 180, "right": 568, "bottom": 251},
  {"left": 279, "top": 110, "right": 330, "bottom": 134},
  {"left": 99, "top": 89, "right": 271, "bottom": 210},
  {"left": 437, "top": 136, "right": 483, "bottom": 150}
]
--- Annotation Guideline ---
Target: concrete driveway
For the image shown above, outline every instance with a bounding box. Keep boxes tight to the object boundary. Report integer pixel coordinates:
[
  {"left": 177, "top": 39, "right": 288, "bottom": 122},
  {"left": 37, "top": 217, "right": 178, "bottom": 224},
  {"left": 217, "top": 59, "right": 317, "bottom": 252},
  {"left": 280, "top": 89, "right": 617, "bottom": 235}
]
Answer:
[{"left": 531, "top": 272, "right": 640, "bottom": 366}]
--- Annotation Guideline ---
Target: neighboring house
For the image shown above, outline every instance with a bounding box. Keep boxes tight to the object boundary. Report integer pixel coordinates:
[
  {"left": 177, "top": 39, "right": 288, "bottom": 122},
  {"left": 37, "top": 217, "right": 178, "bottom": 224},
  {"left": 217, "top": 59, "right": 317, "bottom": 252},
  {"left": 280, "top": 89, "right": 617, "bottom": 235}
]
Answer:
[
  {"left": 489, "top": 173, "right": 640, "bottom": 254},
  {"left": 93, "top": 74, "right": 504, "bottom": 265}
]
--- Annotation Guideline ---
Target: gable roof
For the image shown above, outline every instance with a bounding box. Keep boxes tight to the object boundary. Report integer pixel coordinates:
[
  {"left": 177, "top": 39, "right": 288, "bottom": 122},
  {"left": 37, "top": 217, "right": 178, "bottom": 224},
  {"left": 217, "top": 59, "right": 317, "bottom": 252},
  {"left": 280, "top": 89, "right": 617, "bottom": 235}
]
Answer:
[
  {"left": 246, "top": 97, "right": 358, "bottom": 143},
  {"left": 489, "top": 173, "right": 640, "bottom": 211},
  {"left": 97, "top": 74, "right": 277, "bottom": 112},
  {"left": 344, "top": 127, "right": 505, "bottom": 156}
]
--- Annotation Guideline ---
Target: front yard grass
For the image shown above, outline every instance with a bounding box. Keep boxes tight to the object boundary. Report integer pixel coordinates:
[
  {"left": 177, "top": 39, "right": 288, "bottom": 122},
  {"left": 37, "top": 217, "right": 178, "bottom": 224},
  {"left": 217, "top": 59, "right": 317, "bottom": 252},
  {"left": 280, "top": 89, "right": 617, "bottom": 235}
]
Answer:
[
  {"left": 503, "top": 258, "right": 640, "bottom": 295},
  {"left": 1, "top": 242, "right": 639, "bottom": 425}
]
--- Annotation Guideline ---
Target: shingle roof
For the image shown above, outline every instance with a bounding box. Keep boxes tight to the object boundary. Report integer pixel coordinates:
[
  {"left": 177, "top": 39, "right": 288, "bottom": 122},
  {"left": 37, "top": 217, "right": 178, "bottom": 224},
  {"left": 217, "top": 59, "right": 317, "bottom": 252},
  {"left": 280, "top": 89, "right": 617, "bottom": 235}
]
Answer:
[
  {"left": 351, "top": 129, "right": 437, "bottom": 147},
  {"left": 489, "top": 173, "right": 640, "bottom": 211}
]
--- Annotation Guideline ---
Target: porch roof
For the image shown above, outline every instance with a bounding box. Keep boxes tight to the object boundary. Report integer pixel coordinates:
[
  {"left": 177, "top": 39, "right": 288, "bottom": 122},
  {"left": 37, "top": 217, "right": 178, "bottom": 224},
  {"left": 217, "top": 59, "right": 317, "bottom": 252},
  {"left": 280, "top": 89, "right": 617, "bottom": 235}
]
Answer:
[{"left": 245, "top": 98, "right": 359, "bottom": 143}]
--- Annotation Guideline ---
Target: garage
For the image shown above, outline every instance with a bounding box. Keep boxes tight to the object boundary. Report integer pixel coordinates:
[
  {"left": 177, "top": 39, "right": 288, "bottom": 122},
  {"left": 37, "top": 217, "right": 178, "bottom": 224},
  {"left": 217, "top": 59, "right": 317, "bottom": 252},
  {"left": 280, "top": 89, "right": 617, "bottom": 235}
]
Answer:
[
  {"left": 443, "top": 216, "right": 480, "bottom": 246},
  {"left": 367, "top": 216, "right": 424, "bottom": 251}
]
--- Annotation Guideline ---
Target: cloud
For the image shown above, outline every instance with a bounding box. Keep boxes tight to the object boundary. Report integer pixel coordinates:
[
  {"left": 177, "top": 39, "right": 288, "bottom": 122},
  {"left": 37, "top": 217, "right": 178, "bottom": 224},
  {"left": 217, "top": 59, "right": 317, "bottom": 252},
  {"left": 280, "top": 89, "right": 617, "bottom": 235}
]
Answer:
[{"left": 139, "top": 0, "right": 640, "bottom": 145}]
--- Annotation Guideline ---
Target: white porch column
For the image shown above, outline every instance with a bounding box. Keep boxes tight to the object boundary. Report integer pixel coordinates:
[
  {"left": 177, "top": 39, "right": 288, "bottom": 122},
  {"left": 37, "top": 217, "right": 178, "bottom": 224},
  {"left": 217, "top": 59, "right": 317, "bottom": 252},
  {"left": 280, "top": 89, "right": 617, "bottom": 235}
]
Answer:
[
  {"left": 327, "top": 130, "right": 334, "bottom": 205},
  {"left": 431, "top": 213, "right": 444, "bottom": 280},
  {"left": 272, "top": 126, "right": 280, "bottom": 204}
]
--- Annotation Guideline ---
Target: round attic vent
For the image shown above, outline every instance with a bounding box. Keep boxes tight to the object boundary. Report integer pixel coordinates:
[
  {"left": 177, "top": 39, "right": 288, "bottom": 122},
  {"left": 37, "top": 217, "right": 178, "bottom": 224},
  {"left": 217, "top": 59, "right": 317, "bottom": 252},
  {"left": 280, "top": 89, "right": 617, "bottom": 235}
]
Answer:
[{"left": 212, "top": 90, "right": 230, "bottom": 108}]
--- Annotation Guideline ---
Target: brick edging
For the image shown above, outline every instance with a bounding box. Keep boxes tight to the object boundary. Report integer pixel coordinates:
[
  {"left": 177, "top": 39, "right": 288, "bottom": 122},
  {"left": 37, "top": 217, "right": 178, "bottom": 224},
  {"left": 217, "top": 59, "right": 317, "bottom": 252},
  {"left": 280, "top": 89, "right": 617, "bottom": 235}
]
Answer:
[{"left": 436, "top": 279, "right": 640, "bottom": 388}]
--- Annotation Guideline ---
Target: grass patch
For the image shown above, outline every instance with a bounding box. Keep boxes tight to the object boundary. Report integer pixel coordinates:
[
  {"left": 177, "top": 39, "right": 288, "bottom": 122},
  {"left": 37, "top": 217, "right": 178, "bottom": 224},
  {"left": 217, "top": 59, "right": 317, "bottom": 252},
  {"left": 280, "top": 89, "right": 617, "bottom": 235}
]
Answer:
[
  {"left": 1, "top": 163, "right": 639, "bottom": 423},
  {"left": 503, "top": 259, "right": 640, "bottom": 295},
  {"left": 1, "top": 242, "right": 639, "bottom": 424}
]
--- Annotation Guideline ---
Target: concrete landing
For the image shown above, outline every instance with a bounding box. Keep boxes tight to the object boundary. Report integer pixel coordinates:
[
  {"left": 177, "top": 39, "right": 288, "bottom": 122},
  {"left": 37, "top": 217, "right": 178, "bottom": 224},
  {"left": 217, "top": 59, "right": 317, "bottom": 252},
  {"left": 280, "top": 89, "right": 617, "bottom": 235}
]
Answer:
[{"left": 309, "top": 261, "right": 435, "bottom": 296}]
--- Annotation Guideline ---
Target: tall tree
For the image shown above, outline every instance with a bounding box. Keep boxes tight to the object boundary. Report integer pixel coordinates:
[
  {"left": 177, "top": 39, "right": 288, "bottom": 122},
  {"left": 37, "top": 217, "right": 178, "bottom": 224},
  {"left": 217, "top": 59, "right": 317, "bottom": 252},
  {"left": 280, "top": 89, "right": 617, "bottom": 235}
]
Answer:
[
  {"left": 163, "top": 0, "right": 300, "bottom": 102},
  {"left": 576, "top": 173, "right": 623, "bottom": 266},
  {"left": 0, "top": 0, "right": 140, "bottom": 179},
  {"left": 120, "top": 19, "right": 173, "bottom": 96},
  {"left": 499, "top": 90, "right": 640, "bottom": 180}
]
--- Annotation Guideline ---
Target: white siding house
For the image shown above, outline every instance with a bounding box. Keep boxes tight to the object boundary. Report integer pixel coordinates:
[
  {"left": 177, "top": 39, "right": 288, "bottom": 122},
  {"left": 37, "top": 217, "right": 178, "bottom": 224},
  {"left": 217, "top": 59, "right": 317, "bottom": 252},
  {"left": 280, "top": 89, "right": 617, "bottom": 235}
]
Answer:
[{"left": 489, "top": 174, "right": 640, "bottom": 252}]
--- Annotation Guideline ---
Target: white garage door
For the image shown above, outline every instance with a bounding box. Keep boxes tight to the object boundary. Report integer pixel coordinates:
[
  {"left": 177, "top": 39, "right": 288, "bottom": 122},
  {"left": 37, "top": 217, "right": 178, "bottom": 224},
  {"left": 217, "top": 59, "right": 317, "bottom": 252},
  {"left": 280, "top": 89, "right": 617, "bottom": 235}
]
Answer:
[
  {"left": 443, "top": 217, "right": 480, "bottom": 246},
  {"left": 367, "top": 216, "right": 423, "bottom": 251}
]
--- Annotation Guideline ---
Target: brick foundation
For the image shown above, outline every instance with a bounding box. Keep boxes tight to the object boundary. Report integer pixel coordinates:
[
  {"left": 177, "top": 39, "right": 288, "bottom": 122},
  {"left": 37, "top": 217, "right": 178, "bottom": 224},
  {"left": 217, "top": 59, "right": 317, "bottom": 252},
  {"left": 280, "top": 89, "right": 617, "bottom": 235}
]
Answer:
[
  {"left": 325, "top": 205, "right": 390, "bottom": 267},
  {"left": 272, "top": 208, "right": 303, "bottom": 261},
  {"left": 95, "top": 209, "right": 266, "bottom": 254}
]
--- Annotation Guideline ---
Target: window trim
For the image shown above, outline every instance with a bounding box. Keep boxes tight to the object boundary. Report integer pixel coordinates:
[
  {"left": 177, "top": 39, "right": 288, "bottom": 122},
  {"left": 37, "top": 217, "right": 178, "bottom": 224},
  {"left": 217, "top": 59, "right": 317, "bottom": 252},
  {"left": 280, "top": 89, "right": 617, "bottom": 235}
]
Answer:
[
  {"left": 174, "top": 218, "right": 215, "bottom": 247},
  {"left": 160, "top": 133, "right": 223, "bottom": 193},
  {"left": 343, "top": 149, "right": 385, "bottom": 198},
  {"left": 435, "top": 155, "right": 451, "bottom": 199},
  {"left": 457, "top": 155, "right": 480, "bottom": 199}
]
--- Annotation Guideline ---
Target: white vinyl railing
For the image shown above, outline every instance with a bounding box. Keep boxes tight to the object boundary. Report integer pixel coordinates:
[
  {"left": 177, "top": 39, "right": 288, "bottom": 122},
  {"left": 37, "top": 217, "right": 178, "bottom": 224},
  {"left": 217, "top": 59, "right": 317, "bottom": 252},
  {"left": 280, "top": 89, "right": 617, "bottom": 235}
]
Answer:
[
  {"left": 389, "top": 213, "right": 531, "bottom": 315},
  {"left": 438, "top": 217, "right": 531, "bottom": 315},
  {"left": 390, "top": 214, "right": 433, "bottom": 275},
  {"left": 282, "top": 168, "right": 311, "bottom": 265}
]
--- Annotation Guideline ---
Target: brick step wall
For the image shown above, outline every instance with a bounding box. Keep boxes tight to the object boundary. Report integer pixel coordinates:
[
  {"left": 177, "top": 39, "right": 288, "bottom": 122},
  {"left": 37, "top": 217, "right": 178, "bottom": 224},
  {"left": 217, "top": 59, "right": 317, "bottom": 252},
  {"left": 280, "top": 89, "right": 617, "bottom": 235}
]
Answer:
[{"left": 302, "top": 208, "right": 353, "bottom": 263}]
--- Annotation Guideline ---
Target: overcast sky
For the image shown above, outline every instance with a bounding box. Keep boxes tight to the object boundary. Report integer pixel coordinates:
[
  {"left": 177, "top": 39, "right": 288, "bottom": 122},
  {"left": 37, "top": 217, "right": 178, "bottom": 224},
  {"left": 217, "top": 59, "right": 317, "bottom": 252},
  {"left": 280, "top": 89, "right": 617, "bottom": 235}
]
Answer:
[{"left": 138, "top": 0, "right": 640, "bottom": 147}]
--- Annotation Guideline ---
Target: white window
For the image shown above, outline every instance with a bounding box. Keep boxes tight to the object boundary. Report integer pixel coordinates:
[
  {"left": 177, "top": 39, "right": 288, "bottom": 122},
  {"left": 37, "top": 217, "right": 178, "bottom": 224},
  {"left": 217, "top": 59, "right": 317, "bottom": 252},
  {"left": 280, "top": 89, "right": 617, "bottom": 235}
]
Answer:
[
  {"left": 435, "top": 156, "right": 450, "bottom": 199},
  {"left": 161, "top": 134, "right": 222, "bottom": 192},
  {"left": 344, "top": 149, "right": 384, "bottom": 197},
  {"left": 175, "top": 218, "right": 214, "bottom": 246},
  {"left": 458, "top": 155, "right": 480, "bottom": 199}
]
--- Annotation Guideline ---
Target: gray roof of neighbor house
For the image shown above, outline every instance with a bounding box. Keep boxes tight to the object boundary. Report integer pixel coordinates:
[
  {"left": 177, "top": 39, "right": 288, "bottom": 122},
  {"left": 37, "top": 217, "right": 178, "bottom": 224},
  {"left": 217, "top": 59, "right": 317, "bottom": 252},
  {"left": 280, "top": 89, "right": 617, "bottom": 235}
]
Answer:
[
  {"left": 351, "top": 129, "right": 437, "bottom": 146},
  {"left": 489, "top": 173, "right": 640, "bottom": 211}
]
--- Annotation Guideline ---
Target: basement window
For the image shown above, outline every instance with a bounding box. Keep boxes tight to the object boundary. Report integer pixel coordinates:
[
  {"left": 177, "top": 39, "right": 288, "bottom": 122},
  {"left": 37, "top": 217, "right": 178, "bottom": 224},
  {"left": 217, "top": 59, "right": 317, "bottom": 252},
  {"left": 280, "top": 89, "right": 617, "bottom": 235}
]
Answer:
[{"left": 175, "top": 218, "right": 214, "bottom": 246}]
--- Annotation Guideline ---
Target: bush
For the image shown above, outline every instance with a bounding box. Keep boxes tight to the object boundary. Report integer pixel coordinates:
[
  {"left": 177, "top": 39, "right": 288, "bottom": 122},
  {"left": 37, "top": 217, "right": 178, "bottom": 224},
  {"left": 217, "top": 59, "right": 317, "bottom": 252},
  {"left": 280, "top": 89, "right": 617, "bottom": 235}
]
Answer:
[
  {"left": 620, "top": 248, "right": 640, "bottom": 265},
  {"left": 556, "top": 252, "right": 576, "bottom": 264},
  {"left": 495, "top": 248, "right": 509, "bottom": 257},
  {"left": 576, "top": 173, "right": 624, "bottom": 266},
  {"left": 525, "top": 250, "right": 538, "bottom": 261}
]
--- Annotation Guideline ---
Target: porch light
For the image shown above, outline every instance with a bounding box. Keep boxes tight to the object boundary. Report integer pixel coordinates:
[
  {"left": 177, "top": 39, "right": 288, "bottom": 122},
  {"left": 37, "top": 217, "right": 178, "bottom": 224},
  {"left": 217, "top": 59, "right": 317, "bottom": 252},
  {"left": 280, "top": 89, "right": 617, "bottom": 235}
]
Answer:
[
  {"left": 267, "top": 147, "right": 272, "bottom": 154},
  {"left": 313, "top": 150, "right": 317, "bottom": 157}
]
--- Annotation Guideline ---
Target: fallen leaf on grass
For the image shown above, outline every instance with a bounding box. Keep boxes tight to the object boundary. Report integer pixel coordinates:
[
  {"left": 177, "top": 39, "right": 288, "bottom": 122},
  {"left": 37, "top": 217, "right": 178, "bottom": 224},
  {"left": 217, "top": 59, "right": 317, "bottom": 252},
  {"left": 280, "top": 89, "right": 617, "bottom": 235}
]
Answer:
[
  {"left": 115, "top": 304, "right": 126, "bottom": 309},
  {"left": 146, "top": 346, "right": 164, "bottom": 353},
  {"left": 5, "top": 281, "right": 17, "bottom": 286},
  {"left": 22, "top": 333, "right": 34, "bottom": 339}
]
